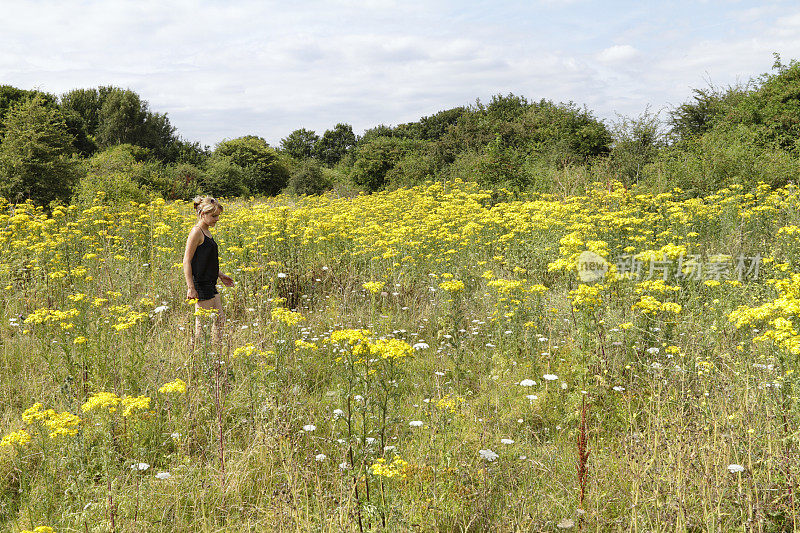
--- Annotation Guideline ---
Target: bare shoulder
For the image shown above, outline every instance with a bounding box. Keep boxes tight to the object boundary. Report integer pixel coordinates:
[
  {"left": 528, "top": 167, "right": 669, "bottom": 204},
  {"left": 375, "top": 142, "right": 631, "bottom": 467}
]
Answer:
[{"left": 186, "top": 225, "right": 204, "bottom": 246}]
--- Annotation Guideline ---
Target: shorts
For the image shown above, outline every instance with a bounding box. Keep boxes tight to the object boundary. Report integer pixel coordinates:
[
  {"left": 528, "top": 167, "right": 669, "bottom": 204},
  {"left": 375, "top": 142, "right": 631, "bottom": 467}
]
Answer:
[{"left": 195, "top": 282, "right": 218, "bottom": 302}]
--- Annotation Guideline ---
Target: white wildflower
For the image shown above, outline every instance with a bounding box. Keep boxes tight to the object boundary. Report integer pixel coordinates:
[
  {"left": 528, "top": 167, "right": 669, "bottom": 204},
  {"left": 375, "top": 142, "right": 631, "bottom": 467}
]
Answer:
[{"left": 478, "top": 449, "right": 499, "bottom": 461}]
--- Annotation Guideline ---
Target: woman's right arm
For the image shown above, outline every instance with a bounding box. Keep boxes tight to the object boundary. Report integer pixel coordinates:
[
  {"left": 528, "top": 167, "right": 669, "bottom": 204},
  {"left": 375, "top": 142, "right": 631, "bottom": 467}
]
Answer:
[{"left": 183, "top": 228, "right": 201, "bottom": 300}]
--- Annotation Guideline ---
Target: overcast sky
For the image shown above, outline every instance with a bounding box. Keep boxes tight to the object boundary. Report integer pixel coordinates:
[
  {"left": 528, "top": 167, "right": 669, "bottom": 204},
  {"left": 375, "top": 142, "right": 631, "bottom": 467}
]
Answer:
[{"left": 3, "top": 0, "right": 800, "bottom": 147}]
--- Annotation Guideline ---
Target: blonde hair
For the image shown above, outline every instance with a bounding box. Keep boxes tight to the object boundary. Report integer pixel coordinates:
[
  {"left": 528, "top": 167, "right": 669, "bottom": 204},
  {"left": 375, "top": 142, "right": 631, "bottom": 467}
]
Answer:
[{"left": 193, "top": 196, "right": 223, "bottom": 216}]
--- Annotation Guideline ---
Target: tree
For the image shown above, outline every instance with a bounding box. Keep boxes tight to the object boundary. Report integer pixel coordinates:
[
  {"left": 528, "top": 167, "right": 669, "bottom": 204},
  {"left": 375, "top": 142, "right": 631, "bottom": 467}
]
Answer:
[
  {"left": 289, "top": 159, "right": 332, "bottom": 196},
  {"left": 315, "top": 123, "right": 356, "bottom": 166},
  {"left": 0, "top": 86, "right": 55, "bottom": 130},
  {"left": 721, "top": 57, "right": 800, "bottom": 153},
  {"left": 96, "top": 87, "right": 178, "bottom": 162},
  {"left": 402, "top": 107, "right": 467, "bottom": 141},
  {"left": 213, "top": 136, "right": 289, "bottom": 195},
  {"left": 73, "top": 144, "right": 163, "bottom": 204},
  {"left": 519, "top": 100, "right": 612, "bottom": 163},
  {"left": 202, "top": 155, "right": 251, "bottom": 197},
  {"left": 280, "top": 128, "right": 319, "bottom": 160},
  {"left": 60, "top": 88, "right": 103, "bottom": 134},
  {"left": 610, "top": 108, "right": 665, "bottom": 184},
  {"left": 360, "top": 124, "right": 395, "bottom": 144},
  {"left": 0, "top": 95, "right": 79, "bottom": 205},
  {"left": 350, "top": 136, "right": 413, "bottom": 191},
  {"left": 0, "top": 86, "right": 94, "bottom": 156},
  {"left": 669, "top": 86, "right": 746, "bottom": 142},
  {"left": 485, "top": 93, "right": 530, "bottom": 122}
]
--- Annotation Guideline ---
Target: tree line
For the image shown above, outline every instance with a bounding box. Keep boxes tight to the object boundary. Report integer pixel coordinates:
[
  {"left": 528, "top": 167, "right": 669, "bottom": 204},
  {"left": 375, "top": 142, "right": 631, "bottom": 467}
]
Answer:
[{"left": 2, "top": 55, "right": 800, "bottom": 206}]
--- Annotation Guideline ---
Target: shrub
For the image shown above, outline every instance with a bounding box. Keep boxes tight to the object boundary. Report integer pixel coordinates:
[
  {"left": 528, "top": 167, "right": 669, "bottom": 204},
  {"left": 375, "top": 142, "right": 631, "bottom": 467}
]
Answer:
[
  {"left": 72, "top": 144, "right": 160, "bottom": 205},
  {"left": 288, "top": 160, "right": 332, "bottom": 196}
]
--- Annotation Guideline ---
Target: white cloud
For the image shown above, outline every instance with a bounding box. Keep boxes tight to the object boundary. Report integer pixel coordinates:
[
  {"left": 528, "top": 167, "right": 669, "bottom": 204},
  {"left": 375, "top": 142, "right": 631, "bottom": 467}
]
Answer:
[
  {"left": 3, "top": 1, "right": 800, "bottom": 145},
  {"left": 597, "top": 45, "right": 640, "bottom": 64}
]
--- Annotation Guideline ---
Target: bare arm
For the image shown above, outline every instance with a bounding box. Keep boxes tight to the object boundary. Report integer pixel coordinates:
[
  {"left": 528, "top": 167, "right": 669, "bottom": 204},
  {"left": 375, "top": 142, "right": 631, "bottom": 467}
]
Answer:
[
  {"left": 183, "top": 227, "right": 203, "bottom": 299},
  {"left": 219, "top": 271, "right": 234, "bottom": 287}
]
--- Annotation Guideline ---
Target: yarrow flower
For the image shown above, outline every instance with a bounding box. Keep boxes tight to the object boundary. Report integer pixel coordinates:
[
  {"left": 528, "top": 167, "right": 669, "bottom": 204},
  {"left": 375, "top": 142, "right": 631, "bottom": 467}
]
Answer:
[
  {"left": 728, "top": 464, "right": 745, "bottom": 473},
  {"left": 519, "top": 379, "right": 535, "bottom": 387},
  {"left": 543, "top": 374, "right": 558, "bottom": 381},
  {"left": 478, "top": 449, "right": 499, "bottom": 461},
  {"left": 303, "top": 424, "right": 316, "bottom": 432},
  {"left": 155, "top": 472, "right": 171, "bottom": 480},
  {"left": 409, "top": 420, "right": 424, "bottom": 427}
]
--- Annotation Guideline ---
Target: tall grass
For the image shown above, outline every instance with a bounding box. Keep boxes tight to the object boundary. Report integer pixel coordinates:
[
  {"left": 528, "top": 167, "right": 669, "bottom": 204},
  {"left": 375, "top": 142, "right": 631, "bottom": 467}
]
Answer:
[{"left": 1, "top": 180, "right": 799, "bottom": 531}]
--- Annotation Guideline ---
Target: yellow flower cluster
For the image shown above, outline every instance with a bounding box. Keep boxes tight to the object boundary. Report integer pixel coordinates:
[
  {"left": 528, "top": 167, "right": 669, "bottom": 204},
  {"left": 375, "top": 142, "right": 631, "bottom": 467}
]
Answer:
[
  {"left": 569, "top": 284, "right": 603, "bottom": 311},
  {"left": 295, "top": 339, "right": 319, "bottom": 351},
  {"left": 121, "top": 396, "right": 151, "bottom": 417},
  {"left": 362, "top": 281, "right": 384, "bottom": 293},
  {"left": 372, "top": 338, "right": 413, "bottom": 360},
  {"left": 271, "top": 307, "right": 304, "bottom": 326},
  {"left": 371, "top": 456, "right": 409, "bottom": 479},
  {"left": 330, "top": 329, "right": 372, "bottom": 346},
  {"left": 81, "top": 392, "right": 151, "bottom": 417},
  {"left": 728, "top": 273, "right": 800, "bottom": 354},
  {"left": 23, "top": 307, "right": 79, "bottom": 325},
  {"left": 20, "top": 403, "right": 81, "bottom": 438},
  {"left": 81, "top": 392, "right": 121, "bottom": 413},
  {"left": 0, "top": 429, "right": 32, "bottom": 447},
  {"left": 21, "top": 527, "right": 55, "bottom": 533},
  {"left": 439, "top": 279, "right": 465, "bottom": 292},
  {"left": 158, "top": 379, "right": 187, "bottom": 395},
  {"left": 330, "top": 329, "right": 413, "bottom": 361},
  {"left": 435, "top": 394, "right": 465, "bottom": 413},
  {"left": 633, "top": 295, "right": 682, "bottom": 315},
  {"left": 232, "top": 343, "right": 260, "bottom": 358}
]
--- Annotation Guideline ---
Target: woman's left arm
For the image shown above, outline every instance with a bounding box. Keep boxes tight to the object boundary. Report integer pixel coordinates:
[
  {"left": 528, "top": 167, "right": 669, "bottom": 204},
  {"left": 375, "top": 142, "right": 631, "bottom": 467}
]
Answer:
[{"left": 219, "top": 272, "right": 234, "bottom": 287}]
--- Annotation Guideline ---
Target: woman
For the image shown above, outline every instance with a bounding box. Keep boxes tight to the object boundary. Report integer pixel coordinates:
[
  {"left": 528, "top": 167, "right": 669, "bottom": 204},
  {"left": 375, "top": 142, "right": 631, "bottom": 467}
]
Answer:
[{"left": 183, "top": 196, "right": 234, "bottom": 349}]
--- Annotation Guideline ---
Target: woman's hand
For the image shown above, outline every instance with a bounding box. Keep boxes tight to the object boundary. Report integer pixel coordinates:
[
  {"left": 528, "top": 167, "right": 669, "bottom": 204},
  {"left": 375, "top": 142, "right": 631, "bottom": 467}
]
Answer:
[
  {"left": 187, "top": 287, "right": 199, "bottom": 300},
  {"left": 219, "top": 273, "right": 234, "bottom": 287}
]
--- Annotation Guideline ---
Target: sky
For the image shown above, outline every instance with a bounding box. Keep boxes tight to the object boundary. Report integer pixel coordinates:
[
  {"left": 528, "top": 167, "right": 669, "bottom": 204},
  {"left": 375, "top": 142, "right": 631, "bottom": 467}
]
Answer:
[{"left": 3, "top": 0, "right": 800, "bottom": 148}]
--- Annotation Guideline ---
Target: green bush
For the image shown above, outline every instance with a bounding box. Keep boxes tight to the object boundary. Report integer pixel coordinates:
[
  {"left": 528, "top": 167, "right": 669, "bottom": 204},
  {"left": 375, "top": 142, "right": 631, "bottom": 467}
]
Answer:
[
  {"left": 288, "top": 159, "right": 332, "bottom": 196},
  {"left": 72, "top": 144, "right": 160, "bottom": 204},
  {"left": 202, "top": 155, "right": 252, "bottom": 198},
  {"left": 645, "top": 124, "right": 800, "bottom": 195},
  {"left": 213, "top": 136, "right": 289, "bottom": 195},
  {"left": 164, "top": 163, "right": 204, "bottom": 200}
]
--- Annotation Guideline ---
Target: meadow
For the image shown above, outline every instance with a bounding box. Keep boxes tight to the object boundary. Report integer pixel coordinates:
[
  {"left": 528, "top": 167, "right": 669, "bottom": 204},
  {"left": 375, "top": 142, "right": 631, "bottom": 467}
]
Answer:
[{"left": 2, "top": 179, "right": 800, "bottom": 531}]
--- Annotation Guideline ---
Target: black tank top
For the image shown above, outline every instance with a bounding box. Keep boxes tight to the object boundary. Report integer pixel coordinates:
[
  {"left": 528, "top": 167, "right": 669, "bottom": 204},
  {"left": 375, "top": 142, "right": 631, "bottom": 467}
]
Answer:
[{"left": 191, "top": 231, "right": 219, "bottom": 285}]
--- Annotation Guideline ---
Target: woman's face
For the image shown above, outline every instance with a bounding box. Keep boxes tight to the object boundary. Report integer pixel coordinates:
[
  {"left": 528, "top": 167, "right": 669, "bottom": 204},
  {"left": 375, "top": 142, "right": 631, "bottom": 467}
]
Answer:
[{"left": 200, "top": 209, "right": 221, "bottom": 227}]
